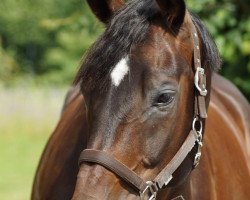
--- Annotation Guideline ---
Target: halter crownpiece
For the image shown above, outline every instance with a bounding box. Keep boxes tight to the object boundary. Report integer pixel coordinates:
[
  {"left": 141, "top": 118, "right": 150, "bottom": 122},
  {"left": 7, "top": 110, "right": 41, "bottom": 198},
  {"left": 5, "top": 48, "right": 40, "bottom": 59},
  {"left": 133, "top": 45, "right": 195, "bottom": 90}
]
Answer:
[
  {"left": 78, "top": 11, "right": 207, "bottom": 200},
  {"left": 188, "top": 11, "right": 207, "bottom": 168}
]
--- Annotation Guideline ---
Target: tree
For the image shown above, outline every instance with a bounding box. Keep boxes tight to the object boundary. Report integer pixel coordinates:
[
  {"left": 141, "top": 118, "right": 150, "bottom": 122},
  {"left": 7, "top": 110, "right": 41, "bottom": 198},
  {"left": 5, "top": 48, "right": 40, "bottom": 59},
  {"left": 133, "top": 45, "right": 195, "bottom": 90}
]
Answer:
[{"left": 0, "top": 0, "right": 249, "bottom": 100}]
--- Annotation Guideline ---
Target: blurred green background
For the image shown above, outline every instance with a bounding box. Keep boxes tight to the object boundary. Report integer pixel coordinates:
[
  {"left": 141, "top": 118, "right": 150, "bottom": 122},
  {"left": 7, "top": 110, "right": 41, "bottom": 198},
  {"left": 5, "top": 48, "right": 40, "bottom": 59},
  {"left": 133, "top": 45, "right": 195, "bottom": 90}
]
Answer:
[{"left": 0, "top": 0, "right": 249, "bottom": 199}]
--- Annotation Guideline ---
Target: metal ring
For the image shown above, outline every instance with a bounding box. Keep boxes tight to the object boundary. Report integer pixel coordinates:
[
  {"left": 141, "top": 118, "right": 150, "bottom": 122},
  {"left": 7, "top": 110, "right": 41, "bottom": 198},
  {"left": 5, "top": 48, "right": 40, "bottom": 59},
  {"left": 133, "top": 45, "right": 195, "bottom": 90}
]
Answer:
[{"left": 192, "top": 117, "right": 203, "bottom": 135}]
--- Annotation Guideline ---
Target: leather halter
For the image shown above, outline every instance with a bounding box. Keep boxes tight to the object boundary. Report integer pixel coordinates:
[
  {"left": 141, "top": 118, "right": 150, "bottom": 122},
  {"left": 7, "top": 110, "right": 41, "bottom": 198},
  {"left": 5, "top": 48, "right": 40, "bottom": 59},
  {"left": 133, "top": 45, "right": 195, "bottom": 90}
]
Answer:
[{"left": 78, "top": 12, "right": 207, "bottom": 200}]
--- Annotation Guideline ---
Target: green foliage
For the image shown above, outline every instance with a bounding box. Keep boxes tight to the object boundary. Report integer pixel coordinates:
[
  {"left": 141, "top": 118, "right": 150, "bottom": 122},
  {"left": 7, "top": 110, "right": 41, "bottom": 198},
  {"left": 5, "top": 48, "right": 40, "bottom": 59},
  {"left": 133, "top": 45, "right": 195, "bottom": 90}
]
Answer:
[
  {"left": 0, "top": 0, "right": 103, "bottom": 84},
  {"left": 0, "top": 42, "right": 18, "bottom": 81},
  {"left": 0, "top": 0, "right": 249, "bottom": 99}
]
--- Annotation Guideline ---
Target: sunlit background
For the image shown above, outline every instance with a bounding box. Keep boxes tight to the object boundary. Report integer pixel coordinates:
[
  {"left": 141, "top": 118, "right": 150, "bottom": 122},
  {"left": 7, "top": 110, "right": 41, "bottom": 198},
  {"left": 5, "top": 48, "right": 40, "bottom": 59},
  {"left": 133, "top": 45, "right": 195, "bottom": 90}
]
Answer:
[{"left": 0, "top": 0, "right": 250, "bottom": 199}]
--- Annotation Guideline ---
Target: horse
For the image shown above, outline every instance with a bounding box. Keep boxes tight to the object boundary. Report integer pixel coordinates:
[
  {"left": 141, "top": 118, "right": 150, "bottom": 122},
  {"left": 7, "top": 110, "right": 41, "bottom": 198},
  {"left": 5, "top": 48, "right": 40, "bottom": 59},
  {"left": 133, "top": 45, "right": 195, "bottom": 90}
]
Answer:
[{"left": 32, "top": 0, "right": 250, "bottom": 199}]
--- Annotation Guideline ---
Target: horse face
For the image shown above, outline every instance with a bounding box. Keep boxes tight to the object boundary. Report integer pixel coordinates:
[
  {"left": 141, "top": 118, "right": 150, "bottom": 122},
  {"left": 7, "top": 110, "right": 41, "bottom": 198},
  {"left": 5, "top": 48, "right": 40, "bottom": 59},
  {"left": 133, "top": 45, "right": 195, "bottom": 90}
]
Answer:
[{"left": 73, "top": 0, "right": 200, "bottom": 199}]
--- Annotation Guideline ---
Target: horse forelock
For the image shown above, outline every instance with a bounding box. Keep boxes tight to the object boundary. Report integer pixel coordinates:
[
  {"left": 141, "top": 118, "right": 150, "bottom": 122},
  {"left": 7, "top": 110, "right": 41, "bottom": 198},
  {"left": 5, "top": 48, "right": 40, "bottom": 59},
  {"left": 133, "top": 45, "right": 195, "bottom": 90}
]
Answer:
[
  {"left": 74, "top": 0, "right": 221, "bottom": 94},
  {"left": 74, "top": 0, "right": 156, "bottom": 93}
]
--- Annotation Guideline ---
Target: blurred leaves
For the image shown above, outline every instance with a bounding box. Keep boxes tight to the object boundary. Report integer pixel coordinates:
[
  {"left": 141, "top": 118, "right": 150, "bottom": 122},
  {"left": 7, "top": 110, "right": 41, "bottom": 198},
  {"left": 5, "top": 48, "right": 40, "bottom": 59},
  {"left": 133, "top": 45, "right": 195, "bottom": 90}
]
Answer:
[
  {"left": 0, "top": 42, "right": 19, "bottom": 81},
  {"left": 0, "top": 0, "right": 250, "bottom": 99},
  {"left": 0, "top": 0, "right": 103, "bottom": 84}
]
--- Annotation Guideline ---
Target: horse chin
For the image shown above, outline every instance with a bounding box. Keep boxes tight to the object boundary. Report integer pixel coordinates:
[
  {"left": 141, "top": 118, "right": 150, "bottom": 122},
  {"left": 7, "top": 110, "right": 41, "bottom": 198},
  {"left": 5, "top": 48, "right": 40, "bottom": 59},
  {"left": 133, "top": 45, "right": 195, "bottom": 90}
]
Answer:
[{"left": 72, "top": 164, "right": 139, "bottom": 200}]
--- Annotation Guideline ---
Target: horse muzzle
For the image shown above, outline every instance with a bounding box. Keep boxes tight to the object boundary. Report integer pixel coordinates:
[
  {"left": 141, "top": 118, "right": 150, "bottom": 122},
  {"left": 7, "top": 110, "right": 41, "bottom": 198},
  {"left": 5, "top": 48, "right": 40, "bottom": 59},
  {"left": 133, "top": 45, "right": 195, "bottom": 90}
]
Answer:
[{"left": 72, "top": 164, "right": 140, "bottom": 200}]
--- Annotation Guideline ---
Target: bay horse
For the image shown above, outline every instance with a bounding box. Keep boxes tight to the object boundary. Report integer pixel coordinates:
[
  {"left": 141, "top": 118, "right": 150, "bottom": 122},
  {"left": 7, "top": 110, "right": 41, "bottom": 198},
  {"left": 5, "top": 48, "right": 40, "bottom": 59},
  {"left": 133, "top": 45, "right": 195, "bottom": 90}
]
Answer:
[{"left": 32, "top": 0, "right": 250, "bottom": 199}]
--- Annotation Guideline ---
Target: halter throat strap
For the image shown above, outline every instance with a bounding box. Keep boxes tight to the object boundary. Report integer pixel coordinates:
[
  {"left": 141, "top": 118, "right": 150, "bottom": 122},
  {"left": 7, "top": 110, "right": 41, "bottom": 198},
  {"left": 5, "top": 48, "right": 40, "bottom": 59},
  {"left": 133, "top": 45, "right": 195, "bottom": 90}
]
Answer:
[{"left": 78, "top": 11, "right": 207, "bottom": 200}]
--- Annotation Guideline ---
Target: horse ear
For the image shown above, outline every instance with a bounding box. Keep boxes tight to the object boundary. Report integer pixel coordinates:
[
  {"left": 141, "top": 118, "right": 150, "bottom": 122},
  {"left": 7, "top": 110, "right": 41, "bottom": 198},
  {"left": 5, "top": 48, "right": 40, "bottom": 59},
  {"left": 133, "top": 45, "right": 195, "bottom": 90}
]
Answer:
[
  {"left": 155, "top": 0, "right": 186, "bottom": 28},
  {"left": 87, "top": 0, "right": 124, "bottom": 23}
]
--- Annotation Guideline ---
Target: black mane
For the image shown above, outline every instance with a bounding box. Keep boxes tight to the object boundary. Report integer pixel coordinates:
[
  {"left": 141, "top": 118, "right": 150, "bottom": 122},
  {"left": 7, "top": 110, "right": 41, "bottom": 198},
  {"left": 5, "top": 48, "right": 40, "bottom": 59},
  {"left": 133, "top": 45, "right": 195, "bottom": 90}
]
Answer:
[
  {"left": 74, "top": 0, "right": 221, "bottom": 92},
  {"left": 191, "top": 13, "right": 221, "bottom": 73}
]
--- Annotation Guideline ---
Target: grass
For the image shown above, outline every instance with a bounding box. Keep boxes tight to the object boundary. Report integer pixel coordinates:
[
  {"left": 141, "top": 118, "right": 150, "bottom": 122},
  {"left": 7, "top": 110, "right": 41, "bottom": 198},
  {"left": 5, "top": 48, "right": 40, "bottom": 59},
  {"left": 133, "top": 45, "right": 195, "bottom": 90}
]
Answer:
[{"left": 0, "top": 85, "right": 68, "bottom": 200}]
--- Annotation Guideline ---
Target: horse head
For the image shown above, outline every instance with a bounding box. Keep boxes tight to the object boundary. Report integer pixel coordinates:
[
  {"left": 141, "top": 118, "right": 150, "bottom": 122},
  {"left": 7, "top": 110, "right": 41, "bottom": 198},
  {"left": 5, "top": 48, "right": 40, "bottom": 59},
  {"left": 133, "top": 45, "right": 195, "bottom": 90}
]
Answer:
[{"left": 72, "top": 0, "right": 220, "bottom": 199}]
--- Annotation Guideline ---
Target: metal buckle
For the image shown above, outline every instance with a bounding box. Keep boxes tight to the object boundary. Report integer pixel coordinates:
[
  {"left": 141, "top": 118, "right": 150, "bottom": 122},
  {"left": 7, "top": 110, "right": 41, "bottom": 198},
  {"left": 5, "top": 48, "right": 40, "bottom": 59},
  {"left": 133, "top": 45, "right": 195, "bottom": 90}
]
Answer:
[
  {"left": 194, "top": 67, "right": 207, "bottom": 96},
  {"left": 192, "top": 117, "right": 203, "bottom": 138},
  {"left": 140, "top": 181, "right": 158, "bottom": 200}
]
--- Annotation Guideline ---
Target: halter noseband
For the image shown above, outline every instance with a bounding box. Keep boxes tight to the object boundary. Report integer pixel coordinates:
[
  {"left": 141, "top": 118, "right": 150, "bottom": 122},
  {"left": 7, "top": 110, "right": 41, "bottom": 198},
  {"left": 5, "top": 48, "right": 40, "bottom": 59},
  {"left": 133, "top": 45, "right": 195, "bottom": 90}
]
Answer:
[{"left": 78, "top": 12, "right": 207, "bottom": 200}]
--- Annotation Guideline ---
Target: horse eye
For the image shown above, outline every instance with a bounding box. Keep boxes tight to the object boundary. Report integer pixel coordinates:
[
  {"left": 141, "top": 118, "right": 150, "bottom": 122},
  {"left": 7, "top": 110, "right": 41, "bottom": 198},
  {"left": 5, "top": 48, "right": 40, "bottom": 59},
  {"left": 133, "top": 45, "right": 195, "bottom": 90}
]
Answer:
[{"left": 154, "top": 92, "right": 175, "bottom": 106}]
